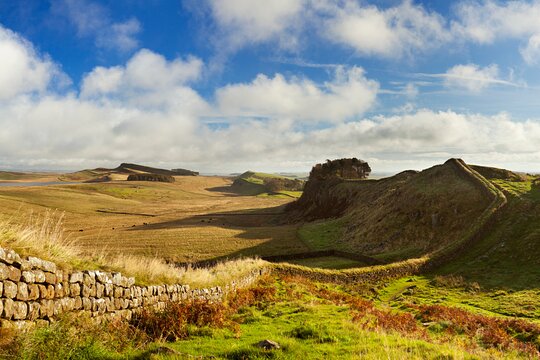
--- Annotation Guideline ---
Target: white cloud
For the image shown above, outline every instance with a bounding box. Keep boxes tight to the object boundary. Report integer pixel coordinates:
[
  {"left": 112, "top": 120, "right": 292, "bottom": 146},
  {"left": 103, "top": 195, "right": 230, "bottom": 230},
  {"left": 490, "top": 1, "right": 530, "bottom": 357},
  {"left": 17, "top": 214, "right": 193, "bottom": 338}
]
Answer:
[
  {"left": 2, "top": 23, "right": 540, "bottom": 173},
  {"left": 82, "top": 49, "right": 203, "bottom": 96},
  {"left": 314, "top": 0, "right": 450, "bottom": 58},
  {"left": 53, "top": 0, "right": 141, "bottom": 52},
  {"left": 521, "top": 34, "right": 540, "bottom": 65},
  {"left": 453, "top": 0, "right": 540, "bottom": 43},
  {"left": 452, "top": 0, "right": 540, "bottom": 64},
  {"left": 215, "top": 66, "right": 379, "bottom": 123},
  {"left": 0, "top": 25, "right": 68, "bottom": 101},
  {"left": 415, "top": 64, "right": 520, "bottom": 92},
  {"left": 443, "top": 64, "right": 506, "bottom": 92},
  {"left": 203, "top": 0, "right": 305, "bottom": 51},
  {"left": 81, "top": 49, "right": 205, "bottom": 110}
]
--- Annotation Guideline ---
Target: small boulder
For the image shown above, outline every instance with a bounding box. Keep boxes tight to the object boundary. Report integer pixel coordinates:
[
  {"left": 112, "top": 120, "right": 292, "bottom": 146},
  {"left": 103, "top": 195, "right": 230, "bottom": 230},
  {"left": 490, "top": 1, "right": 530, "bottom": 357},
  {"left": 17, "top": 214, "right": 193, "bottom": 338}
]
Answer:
[{"left": 256, "top": 339, "right": 280, "bottom": 350}]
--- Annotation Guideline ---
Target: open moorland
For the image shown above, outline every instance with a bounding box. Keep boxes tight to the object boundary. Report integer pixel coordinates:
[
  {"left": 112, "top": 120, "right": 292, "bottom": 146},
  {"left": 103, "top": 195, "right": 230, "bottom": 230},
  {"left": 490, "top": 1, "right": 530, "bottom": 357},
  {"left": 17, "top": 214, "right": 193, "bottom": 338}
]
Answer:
[
  {"left": 1, "top": 159, "right": 540, "bottom": 359},
  {"left": 0, "top": 168, "right": 307, "bottom": 263}
]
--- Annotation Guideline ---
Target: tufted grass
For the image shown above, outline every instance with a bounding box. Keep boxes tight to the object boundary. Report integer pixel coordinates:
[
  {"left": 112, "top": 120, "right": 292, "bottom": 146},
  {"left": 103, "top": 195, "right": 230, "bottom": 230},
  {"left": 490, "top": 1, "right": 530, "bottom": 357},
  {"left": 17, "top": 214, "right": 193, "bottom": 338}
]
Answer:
[{"left": 0, "top": 211, "right": 267, "bottom": 287}]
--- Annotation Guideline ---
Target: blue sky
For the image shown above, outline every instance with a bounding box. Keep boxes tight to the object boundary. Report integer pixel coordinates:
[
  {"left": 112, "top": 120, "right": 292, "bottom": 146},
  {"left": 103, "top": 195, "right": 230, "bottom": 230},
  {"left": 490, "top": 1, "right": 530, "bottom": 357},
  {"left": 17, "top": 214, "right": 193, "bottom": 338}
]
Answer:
[{"left": 1, "top": 0, "right": 540, "bottom": 173}]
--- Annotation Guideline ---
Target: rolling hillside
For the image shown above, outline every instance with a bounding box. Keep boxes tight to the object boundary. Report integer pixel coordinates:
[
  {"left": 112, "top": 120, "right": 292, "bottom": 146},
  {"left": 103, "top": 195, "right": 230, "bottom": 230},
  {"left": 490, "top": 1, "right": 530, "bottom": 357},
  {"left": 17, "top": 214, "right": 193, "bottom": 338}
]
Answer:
[
  {"left": 289, "top": 159, "right": 503, "bottom": 263},
  {"left": 60, "top": 163, "right": 198, "bottom": 182},
  {"left": 231, "top": 171, "right": 304, "bottom": 197}
]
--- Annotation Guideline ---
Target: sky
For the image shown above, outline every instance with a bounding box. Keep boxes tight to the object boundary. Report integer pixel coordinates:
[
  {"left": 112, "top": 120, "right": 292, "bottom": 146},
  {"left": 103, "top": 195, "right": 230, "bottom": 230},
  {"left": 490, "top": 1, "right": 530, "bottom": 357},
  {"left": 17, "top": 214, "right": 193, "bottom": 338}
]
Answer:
[{"left": 1, "top": 0, "right": 540, "bottom": 174}]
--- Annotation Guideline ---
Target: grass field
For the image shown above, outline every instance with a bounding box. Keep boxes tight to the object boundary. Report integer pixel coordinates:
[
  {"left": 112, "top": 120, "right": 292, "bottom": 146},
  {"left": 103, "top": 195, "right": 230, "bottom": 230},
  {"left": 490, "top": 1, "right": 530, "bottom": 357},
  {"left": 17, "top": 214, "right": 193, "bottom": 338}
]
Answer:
[
  {"left": 286, "top": 256, "right": 367, "bottom": 269},
  {"left": 0, "top": 176, "right": 308, "bottom": 263}
]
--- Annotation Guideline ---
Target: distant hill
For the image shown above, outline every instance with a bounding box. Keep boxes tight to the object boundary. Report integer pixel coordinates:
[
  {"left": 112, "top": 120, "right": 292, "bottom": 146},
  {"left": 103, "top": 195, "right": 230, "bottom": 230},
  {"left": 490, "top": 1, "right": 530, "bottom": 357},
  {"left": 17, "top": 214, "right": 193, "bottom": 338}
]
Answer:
[
  {"left": 470, "top": 164, "right": 528, "bottom": 182},
  {"left": 60, "top": 163, "right": 198, "bottom": 182},
  {"left": 231, "top": 171, "right": 305, "bottom": 196}
]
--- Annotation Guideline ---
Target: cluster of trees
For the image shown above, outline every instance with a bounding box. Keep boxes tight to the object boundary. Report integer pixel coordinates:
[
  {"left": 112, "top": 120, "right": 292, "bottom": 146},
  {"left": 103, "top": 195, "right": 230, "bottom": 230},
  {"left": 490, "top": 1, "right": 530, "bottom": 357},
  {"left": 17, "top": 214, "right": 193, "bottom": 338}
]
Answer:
[{"left": 310, "top": 158, "right": 371, "bottom": 180}]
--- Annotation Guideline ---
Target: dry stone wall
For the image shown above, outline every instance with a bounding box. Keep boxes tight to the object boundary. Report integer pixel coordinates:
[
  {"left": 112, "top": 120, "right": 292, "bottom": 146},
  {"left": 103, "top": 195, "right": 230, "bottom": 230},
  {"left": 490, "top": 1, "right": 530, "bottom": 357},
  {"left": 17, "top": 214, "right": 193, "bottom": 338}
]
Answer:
[{"left": 0, "top": 248, "right": 265, "bottom": 329}]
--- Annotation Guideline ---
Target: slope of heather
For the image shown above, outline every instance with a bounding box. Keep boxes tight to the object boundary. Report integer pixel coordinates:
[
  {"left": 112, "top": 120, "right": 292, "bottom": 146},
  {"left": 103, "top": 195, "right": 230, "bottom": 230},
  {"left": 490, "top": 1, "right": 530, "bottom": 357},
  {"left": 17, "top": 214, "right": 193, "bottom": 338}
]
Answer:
[{"left": 289, "top": 159, "right": 494, "bottom": 262}]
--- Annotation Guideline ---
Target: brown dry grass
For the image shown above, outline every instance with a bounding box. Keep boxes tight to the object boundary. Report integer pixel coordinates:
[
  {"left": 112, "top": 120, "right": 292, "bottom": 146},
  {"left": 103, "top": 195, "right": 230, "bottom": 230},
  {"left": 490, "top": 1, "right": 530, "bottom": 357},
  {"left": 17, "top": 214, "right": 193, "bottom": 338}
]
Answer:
[
  {"left": 0, "top": 176, "right": 307, "bottom": 262},
  {"left": 0, "top": 211, "right": 267, "bottom": 286}
]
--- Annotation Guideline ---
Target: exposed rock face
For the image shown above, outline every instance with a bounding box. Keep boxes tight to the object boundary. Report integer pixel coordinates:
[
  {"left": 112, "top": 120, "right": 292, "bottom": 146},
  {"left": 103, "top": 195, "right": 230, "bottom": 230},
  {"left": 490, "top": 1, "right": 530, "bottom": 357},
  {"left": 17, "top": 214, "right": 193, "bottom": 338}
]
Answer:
[
  {"left": 127, "top": 174, "right": 175, "bottom": 182},
  {"left": 286, "top": 158, "right": 371, "bottom": 219}
]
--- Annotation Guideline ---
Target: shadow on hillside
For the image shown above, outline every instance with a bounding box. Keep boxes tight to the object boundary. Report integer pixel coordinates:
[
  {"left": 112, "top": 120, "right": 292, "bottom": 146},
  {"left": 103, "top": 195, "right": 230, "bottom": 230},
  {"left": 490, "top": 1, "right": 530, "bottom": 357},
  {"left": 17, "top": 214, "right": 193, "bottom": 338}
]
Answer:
[{"left": 127, "top": 204, "right": 310, "bottom": 263}]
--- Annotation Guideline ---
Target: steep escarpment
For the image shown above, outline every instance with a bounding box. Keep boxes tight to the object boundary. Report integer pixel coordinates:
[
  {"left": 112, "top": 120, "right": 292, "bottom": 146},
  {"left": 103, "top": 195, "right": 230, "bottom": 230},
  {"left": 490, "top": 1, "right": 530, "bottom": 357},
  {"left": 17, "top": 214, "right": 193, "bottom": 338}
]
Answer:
[{"left": 288, "top": 159, "right": 496, "bottom": 262}]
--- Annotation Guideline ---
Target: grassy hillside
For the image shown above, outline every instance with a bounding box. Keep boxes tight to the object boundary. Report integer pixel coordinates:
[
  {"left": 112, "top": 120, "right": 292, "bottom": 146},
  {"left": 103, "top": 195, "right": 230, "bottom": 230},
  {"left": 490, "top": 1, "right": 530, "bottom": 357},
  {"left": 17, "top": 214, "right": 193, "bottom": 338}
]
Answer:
[
  {"left": 231, "top": 171, "right": 304, "bottom": 198},
  {"left": 293, "top": 159, "right": 492, "bottom": 262},
  {"left": 60, "top": 163, "right": 198, "bottom": 182}
]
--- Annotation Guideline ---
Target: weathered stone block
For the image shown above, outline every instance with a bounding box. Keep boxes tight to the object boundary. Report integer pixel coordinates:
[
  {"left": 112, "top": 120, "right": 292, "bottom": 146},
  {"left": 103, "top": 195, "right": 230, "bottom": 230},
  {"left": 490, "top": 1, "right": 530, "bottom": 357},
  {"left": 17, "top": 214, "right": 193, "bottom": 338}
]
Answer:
[
  {"left": 104, "top": 283, "right": 113, "bottom": 296},
  {"left": 70, "top": 272, "right": 83, "bottom": 283},
  {"left": 34, "top": 270, "right": 46, "bottom": 283},
  {"left": 1, "top": 249, "right": 22, "bottom": 265},
  {"left": 95, "top": 271, "right": 112, "bottom": 284},
  {"left": 0, "top": 298, "right": 3, "bottom": 317},
  {"left": 3, "top": 280, "right": 17, "bottom": 299},
  {"left": 62, "top": 281, "right": 70, "bottom": 296},
  {"left": 111, "top": 273, "right": 123, "bottom": 286},
  {"left": 46, "top": 285, "right": 55, "bottom": 300},
  {"left": 44, "top": 272, "right": 56, "bottom": 284},
  {"left": 7, "top": 266, "right": 21, "bottom": 282},
  {"left": 38, "top": 284, "right": 47, "bottom": 298},
  {"left": 2, "top": 299, "right": 14, "bottom": 319},
  {"left": 82, "top": 297, "right": 92, "bottom": 311},
  {"left": 54, "top": 283, "right": 64, "bottom": 298},
  {"left": 22, "top": 270, "right": 36, "bottom": 283},
  {"left": 0, "top": 281, "right": 3, "bottom": 297},
  {"left": 28, "top": 284, "right": 40, "bottom": 300},
  {"left": 83, "top": 272, "right": 96, "bottom": 286},
  {"left": 0, "top": 263, "right": 9, "bottom": 280},
  {"left": 54, "top": 270, "right": 64, "bottom": 283},
  {"left": 19, "top": 259, "right": 31, "bottom": 271},
  {"left": 41, "top": 260, "right": 56, "bottom": 273},
  {"left": 39, "top": 299, "right": 54, "bottom": 318},
  {"left": 16, "top": 282, "right": 29, "bottom": 301},
  {"left": 73, "top": 296, "right": 82, "bottom": 310},
  {"left": 70, "top": 283, "right": 81, "bottom": 296},
  {"left": 12, "top": 301, "right": 27, "bottom": 320},
  {"left": 53, "top": 300, "right": 63, "bottom": 316},
  {"left": 96, "top": 283, "right": 104, "bottom": 298},
  {"left": 27, "top": 302, "right": 41, "bottom": 320}
]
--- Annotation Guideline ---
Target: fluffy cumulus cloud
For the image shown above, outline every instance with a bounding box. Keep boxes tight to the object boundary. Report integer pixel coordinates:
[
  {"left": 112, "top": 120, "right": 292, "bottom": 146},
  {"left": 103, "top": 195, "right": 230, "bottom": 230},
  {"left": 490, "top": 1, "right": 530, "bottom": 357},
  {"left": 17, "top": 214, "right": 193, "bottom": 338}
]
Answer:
[
  {"left": 453, "top": 0, "right": 540, "bottom": 64},
  {"left": 0, "top": 25, "right": 68, "bottom": 100},
  {"left": 80, "top": 49, "right": 205, "bottom": 109},
  {"left": 318, "top": 0, "right": 449, "bottom": 58},
  {"left": 2, "top": 22, "right": 540, "bottom": 173},
  {"left": 52, "top": 0, "right": 141, "bottom": 52},
  {"left": 215, "top": 66, "right": 379, "bottom": 122},
  {"left": 201, "top": 0, "right": 305, "bottom": 51}
]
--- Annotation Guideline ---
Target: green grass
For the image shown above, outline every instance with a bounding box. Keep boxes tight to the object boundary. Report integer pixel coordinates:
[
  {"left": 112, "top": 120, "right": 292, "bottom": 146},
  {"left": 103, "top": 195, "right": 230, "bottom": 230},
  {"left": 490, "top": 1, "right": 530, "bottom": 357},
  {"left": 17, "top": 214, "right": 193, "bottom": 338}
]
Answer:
[
  {"left": 286, "top": 256, "right": 367, "bottom": 269},
  {"left": 257, "top": 190, "right": 303, "bottom": 199},
  {"left": 155, "top": 278, "right": 512, "bottom": 360},
  {"left": 297, "top": 218, "right": 346, "bottom": 251},
  {"left": 379, "top": 276, "right": 540, "bottom": 320}
]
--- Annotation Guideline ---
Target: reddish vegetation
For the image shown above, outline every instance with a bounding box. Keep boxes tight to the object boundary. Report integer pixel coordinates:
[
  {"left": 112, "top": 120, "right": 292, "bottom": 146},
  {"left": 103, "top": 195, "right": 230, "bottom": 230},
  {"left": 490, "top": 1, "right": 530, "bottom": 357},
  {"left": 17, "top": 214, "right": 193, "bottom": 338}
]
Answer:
[
  {"left": 131, "top": 276, "right": 276, "bottom": 341},
  {"left": 414, "top": 304, "right": 540, "bottom": 356},
  {"left": 281, "top": 275, "right": 540, "bottom": 357}
]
